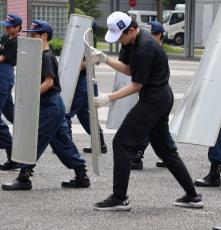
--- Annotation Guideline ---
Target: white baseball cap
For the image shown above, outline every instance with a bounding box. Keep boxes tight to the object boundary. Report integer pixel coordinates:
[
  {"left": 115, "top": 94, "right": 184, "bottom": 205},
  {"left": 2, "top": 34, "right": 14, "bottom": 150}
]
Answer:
[{"left": 105, "top": 11, "right": 132, "bottom": 43}]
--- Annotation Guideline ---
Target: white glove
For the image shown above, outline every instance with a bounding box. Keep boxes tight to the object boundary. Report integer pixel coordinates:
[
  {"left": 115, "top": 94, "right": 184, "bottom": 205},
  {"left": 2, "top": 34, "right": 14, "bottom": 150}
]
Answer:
[
  {"left": 91, "top": 50, "right": 108, "bottom": 65},
  {"left": 94, "top": 93, "right": 110, "bottom": 108}
]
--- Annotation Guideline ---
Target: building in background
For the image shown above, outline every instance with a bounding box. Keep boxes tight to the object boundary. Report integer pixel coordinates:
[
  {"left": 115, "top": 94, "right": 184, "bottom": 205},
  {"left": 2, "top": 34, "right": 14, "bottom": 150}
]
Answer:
[
  {"left": 7, "top": 0, "right": 28, "bottom": 36},
  {"left": 0, "top": 0, "right": 157, "bottom": 38},
  {"left": 0, "top": 0, "right": 68, "bottom": 38},
  {"left": 0, "top": 0, "right": 221, "bottom": 47},
  {"left": 28, "top": 0, "right": 68, "bottom": 38}
]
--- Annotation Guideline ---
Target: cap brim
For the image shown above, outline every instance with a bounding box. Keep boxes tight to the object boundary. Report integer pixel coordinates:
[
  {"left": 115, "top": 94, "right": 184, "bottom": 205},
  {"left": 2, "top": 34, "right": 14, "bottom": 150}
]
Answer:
[
  {"left": 0, "top": 21, "right": 13, "bottom": 27},
  {"left": 22, "top": 29, "right": 42, "bottom": 32},
  {"left": 105, "top": 30, "right": 123, "bottom": 43}
]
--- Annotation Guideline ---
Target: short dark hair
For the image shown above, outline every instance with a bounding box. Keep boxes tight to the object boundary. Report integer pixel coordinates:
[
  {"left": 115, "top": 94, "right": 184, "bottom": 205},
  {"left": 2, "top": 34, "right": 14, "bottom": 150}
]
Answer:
[
  {"left": 36, "top": 31, "right": 53, "bottom": 41},
  {"left": 15, "top": 25, "right": 22, "bottom": 33},
  {"left": 151, "top": 32, "right": 164, "bottom": 40},
  {"left": 122, "top": 16, "right": 138, "bottom": 34}
]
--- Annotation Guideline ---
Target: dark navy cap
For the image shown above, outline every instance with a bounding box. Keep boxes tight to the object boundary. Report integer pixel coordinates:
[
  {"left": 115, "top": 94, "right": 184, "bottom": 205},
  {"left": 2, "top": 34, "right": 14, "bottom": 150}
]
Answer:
[
  {"left": 23, "top": 20, "right": 53, "bottom": 34},
  {"left": 151, "top": 21, "right": 165, "bottom": 34},
  {"left": 0, "top": 14, "right": 22, "bottom": 27}
]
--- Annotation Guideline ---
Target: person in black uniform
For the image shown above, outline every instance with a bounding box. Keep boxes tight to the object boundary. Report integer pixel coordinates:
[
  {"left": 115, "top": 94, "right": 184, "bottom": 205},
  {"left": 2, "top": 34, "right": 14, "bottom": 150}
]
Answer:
[
  {"left": 130, "top": 21, "right": 176, "bottom": 170},
  {"left": 0, "top": 14, "right": 22, "bottom": 170},
  {"left": 1, "top": 20, "right": 90, "bottom": 190},
  {"left": 65, "top": 21, "right": 107, "bottom": 154},
  {"left": 65, "top": 60, "right": 107, "bottom": 154},
  {"left": 91, "top": 12, "right": 203, "bottom": 210}
]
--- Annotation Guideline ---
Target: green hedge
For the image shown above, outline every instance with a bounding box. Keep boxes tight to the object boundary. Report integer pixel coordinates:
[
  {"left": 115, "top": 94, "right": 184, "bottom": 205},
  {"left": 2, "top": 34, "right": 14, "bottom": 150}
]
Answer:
[
  {"left": 49, "top": 39, "right": 64, "bottom": 56},
  {"left": 49, "top": 26, "right": 107, "bottom": 55}
]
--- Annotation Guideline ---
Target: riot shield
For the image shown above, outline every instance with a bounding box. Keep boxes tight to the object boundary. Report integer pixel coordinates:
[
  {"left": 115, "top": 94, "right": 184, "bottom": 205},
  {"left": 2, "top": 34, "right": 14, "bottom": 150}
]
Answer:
[
  {"left": 84, "top": 28, "right": 101, "bottom": 175},
  {"left": 59, "top": 14, "right": 93, "bottom": 113},
  {"left": 106, "top": 72, "right": 138, "bottom": 129},
  {"left": 11, "top": 37, "right": 42, "bottom": 164},
  {"left": 170, "top": 5, "right": 221, "bottom": 146}
]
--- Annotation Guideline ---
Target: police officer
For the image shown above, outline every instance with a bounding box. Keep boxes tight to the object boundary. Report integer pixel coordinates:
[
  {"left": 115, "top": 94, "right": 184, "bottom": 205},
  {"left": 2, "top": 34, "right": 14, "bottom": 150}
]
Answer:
[
  {"left": 1, "top": 20, "right": 90, "bottom": 190},
  {"left": 195, "top": 129, "right": 221, "bottom": 187},
  {"left": 65, "top": 20, "right": 107, "bottom": 154},
  {"left": 65, "top": 61, "right": 107, "bottom": 154},
  {"left": 131, "top": 21, "right": 177, "bottom": 170},
  {"left": 91, "top": 12, "right": 203, "bottom": 210},
  {"left": 151, "top": 21, "right": 166, "bottom": 45},
  {"left": 0, "top": 14, "right": 22, "bottom": 170}
]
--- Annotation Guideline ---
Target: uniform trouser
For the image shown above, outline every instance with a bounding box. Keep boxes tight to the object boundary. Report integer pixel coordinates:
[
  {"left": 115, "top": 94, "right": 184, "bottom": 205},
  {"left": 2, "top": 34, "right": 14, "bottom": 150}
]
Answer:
[
  {"left": 22, "top": 92, "right": 85, "bottom": 170},
  {"left": 0, "top": 117, "right": 12, "bottom": 152},
  {"left": 208, "top": 129, "right": 221, "bottom": 164},
  {"left": 0, "top": 94, "right": 16, "bottom": 159},
  {"left": 133, "top": 133, "right": 177, "bottom": 158},
  {"left": 0, "top": 93, "right": 13, "bottom": 151},
  {"left": 2, "top": 93, "right": 14, "bottom": 123},
  {"left": 0, "top": 63, "right": 14, "bottom": 156},
  {"left": 112, "top": 85, "right": 194, "bottom": 198},
  {"left": 65, "top": 76, "right": 105, "bottom": 146}
]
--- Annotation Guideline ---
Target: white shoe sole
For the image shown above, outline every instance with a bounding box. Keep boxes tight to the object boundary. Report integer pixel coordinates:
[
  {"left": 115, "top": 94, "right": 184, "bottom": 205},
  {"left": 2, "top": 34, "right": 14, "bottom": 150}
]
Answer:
[
  {"left": 174, "top": 201, "right": 204, "bottom": 209},
  {"left": 94, "top": 204, "right": 132, "bottom": 211}
]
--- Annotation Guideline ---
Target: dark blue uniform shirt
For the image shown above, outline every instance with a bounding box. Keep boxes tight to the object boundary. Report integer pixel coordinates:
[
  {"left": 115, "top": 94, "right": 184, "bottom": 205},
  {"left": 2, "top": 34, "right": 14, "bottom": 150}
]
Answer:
[
  {"left": 0, "top": 34, "right": 17, "bottom": 66},
  {"left": 41, "top": 49, "right": 61, "bottom": 93}
]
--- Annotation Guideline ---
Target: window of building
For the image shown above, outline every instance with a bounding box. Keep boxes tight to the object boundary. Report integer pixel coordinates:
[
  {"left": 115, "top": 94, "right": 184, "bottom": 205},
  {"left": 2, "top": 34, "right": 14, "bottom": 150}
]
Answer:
[{"left": 32, "top": 4, "right": 68, "bottom": 39}]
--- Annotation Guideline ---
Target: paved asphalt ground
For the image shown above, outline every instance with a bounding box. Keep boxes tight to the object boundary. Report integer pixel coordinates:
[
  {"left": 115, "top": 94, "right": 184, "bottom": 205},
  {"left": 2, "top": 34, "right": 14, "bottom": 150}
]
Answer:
[{"left": 0, "top": 58, "right": 221, "bottom": 230}]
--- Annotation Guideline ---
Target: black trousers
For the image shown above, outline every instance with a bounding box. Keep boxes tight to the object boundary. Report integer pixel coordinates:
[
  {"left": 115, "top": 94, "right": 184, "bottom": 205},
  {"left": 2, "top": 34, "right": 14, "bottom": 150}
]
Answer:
[{"left": 112, "top": 85, "right": 194, "bottom": 198}]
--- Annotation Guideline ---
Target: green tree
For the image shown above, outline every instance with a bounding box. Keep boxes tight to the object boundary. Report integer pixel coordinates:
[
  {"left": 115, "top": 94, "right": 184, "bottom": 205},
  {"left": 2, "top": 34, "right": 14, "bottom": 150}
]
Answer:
[
  {"left": 75, "top": 0, "right": 103, "bottom": 19},
  {"left": 75, "top": 8, "right": 86, "bottom": 15},
  {"left": 67, "top": 4, "right": 86, "bottom": 16}
]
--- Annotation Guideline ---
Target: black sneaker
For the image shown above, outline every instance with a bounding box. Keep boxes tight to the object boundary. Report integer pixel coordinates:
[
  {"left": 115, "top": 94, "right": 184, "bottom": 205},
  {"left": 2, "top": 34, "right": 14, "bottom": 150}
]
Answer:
[
  {"left": 83, "top": 145, "right": 107, "bottom": 154},
  {"left": 156, "top": 160, "right": 167, "bottom": 168},
  {"left": 61, "top": 177, "right": 90, "bottom": 188},
  {"left": 0, "top": 160, "right": 22, "bottom": 171},
  {"left": 94, "top": 194, "right": 131, "bottom": 211},
  {"left": 174, "top": 194, "right": 203, "bottom": 209},
  {"left": 2, "top": 178, "right": 32, "bottom": 191},
  {"left": 130, "top": 160, "right": 143, "bottom": 170}
]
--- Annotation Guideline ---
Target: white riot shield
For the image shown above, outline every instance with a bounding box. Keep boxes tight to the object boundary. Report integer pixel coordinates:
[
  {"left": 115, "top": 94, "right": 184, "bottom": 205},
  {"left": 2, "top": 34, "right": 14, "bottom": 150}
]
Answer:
[
  {"left": 106, "top": 72, "right": 138, "bottom": 129},
  {"left": 170, "top": 5, "right": 221, "bottom": 146},
  {"left": 59, "top": 14, "right": 93, "bottom": 113},
  {"left": 84, "top": 28, "right": 101, "bottom": 175},
  {"left": 11, "top": 37, "right": 42, "bottom": 164}
]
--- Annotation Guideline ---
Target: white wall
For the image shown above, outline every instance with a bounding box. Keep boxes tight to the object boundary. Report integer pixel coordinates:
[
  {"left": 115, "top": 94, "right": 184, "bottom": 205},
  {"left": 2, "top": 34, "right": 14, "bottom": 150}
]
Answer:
[{"left": 195, "top": 0, "right": 221, "bottom": 47}]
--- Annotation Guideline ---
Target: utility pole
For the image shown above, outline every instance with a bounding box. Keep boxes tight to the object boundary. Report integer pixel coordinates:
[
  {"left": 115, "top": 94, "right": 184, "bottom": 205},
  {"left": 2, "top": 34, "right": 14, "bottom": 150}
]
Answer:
[
  {"left": 184, "top": 0, "right": 195, "bottom": 58},
  {"left": 69, "top": 0, "right": 75, "bottom": 14},
  {"left": 156, "top": 0, "right": 163, "bottom": 23}
]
